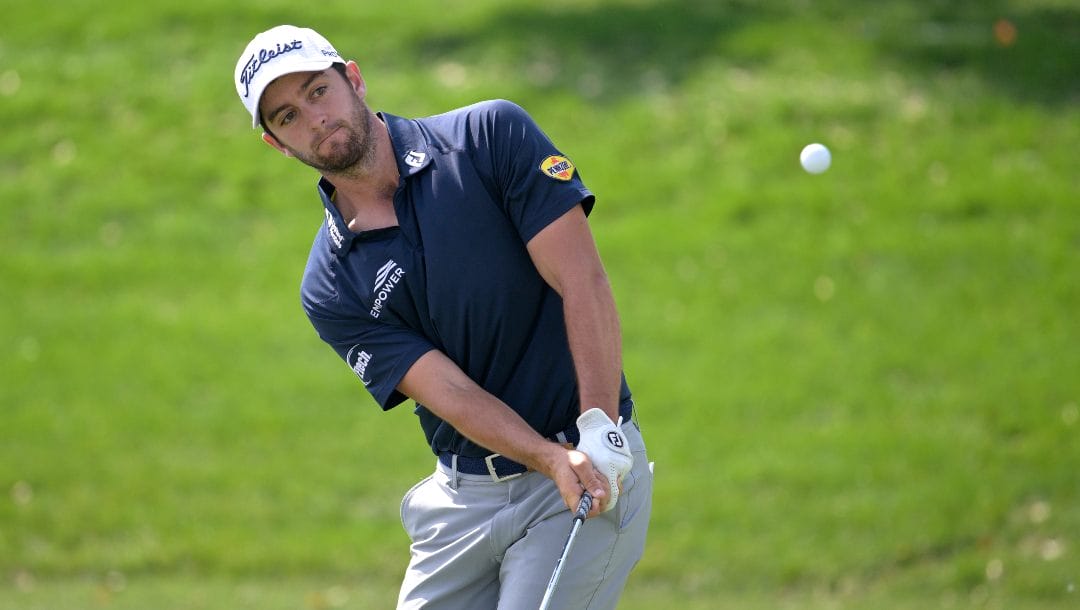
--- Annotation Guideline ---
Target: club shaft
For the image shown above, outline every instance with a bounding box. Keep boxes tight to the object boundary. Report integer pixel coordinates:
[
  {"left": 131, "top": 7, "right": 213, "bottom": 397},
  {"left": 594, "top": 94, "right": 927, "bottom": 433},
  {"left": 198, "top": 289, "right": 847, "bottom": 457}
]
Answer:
[
  {"left": 538, "top": 519, "right": 583, "bottom": 610},
  {"left": 538, "top": 492, "right": 592, "bottom": 610}
]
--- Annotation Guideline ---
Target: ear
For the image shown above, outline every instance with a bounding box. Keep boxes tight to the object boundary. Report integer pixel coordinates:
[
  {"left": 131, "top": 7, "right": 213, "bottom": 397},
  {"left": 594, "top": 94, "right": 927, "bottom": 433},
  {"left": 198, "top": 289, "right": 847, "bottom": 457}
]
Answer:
[
  {"left": 261, "top": 132, "right": 292, "bottom": 157},
  {"left": 344, "top": 60, "right": 367, "bottom": 99}
]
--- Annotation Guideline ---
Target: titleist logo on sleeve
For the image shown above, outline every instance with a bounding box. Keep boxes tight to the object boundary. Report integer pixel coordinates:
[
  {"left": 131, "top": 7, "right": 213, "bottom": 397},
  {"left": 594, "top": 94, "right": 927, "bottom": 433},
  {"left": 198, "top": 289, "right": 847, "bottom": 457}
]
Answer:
[{"left": 239, "top": 40, "right": 304, "bottom": 98}]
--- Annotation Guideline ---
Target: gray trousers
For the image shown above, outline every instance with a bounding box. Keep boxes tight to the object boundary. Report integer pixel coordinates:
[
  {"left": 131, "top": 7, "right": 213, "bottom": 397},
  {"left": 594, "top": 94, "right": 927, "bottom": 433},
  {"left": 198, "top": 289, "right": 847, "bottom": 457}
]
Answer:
[{"left": 397, "top": 422, "right": 652, "bottom": 609}]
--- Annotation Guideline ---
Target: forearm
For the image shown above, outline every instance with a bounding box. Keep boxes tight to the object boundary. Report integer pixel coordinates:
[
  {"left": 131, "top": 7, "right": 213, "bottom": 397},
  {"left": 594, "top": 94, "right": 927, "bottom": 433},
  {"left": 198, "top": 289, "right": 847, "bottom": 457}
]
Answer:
[
  {"left": 397, "top": 349, "right": 563, "bottom": 474},
  {"left": 562, "top": 272, "right": 623, "bottom": 422},
  {"left": 399, "top": 348, "right": 610, "bottom": 514}
]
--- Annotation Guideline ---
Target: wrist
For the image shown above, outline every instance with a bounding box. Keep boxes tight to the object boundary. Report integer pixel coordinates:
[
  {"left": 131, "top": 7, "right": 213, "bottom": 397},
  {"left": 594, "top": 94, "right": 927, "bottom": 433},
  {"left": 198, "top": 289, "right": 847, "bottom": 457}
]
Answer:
[
  {"left": 522, "top": 438, "right": 569, "bottom": 479},
  {"left": 581, "top": 404, "right": 618, "bottom": 423}
]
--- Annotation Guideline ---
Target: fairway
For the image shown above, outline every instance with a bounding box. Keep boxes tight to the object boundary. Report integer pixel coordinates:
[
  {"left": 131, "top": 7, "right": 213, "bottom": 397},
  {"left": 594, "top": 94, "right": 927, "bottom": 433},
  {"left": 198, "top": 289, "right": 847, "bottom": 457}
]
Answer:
[{"left": 2, "top": 1, "right": 1078, "bottom": 608}]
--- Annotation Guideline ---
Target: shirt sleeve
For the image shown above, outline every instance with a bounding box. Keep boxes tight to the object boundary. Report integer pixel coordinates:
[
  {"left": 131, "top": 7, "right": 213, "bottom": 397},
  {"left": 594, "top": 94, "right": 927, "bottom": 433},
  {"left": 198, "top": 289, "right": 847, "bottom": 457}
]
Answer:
[
  {"left": 303, "top": 296, "right": 435, "bottom": 411},
  {"left": 474, "top": 99, "right": 595, "bottom": 243}
]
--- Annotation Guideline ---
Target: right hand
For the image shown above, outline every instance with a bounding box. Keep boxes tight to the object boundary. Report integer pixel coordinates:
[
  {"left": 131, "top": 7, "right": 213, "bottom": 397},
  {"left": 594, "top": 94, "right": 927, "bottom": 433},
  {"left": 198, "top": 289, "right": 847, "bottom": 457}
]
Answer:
[{"left": 543, "top": 444, "right": 609, "bottom": 518}]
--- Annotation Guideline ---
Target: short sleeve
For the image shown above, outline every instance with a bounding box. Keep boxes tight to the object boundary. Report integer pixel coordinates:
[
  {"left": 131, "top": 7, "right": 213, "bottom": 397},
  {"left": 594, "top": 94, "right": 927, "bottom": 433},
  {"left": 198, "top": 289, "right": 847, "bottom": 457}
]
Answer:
[
  {"left": 304, "top": 299, "right": 435, "bottom": 411},
  {"left": 475, "top": 100, "right": 595, "bottom": 243}
]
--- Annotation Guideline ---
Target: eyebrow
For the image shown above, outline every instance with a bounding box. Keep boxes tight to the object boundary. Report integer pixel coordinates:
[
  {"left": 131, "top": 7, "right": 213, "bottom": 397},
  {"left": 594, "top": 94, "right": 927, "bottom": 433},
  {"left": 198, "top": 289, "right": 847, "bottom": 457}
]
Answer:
[{"left": 265, "top": 71, "right": 327, "bottom": 125}]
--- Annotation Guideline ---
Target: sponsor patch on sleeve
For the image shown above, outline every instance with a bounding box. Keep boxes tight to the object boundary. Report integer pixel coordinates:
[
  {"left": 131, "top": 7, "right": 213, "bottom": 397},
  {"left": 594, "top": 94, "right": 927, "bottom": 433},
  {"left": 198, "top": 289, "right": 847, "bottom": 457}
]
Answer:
[
  {"left": 346, "top": 344, "right": 374, "bottom": 386},
  {"left": 539, "top": 155, "right": 576, "bottom": 181}
]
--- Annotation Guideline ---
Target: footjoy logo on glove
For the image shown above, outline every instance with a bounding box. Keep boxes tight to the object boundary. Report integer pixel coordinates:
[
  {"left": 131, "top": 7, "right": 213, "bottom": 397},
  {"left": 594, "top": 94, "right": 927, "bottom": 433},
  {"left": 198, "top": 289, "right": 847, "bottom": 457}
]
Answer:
[{"left": 606, "top": 431, "right": 625, "bottom": 449}]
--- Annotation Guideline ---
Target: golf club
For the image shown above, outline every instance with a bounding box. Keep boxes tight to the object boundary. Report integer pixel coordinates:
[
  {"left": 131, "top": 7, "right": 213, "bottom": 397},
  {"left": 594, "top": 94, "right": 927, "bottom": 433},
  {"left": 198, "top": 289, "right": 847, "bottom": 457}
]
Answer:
[{"left": 538, "top": 491, "right": 593, "bottom": 610}]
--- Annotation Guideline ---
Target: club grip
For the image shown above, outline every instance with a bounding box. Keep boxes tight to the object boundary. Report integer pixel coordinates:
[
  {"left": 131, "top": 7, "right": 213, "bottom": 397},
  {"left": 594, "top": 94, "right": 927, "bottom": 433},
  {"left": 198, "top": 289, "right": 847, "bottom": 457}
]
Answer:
[{"left": 574, "top": 491, "right": 593, "bottom": 522}]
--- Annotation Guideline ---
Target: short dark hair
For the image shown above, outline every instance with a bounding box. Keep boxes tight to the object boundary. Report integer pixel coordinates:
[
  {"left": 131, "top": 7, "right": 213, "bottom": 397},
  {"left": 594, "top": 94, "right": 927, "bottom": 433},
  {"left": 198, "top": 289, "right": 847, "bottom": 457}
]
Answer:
[{"left": 259, "top": 62, "right": 350, "bottom": 136}]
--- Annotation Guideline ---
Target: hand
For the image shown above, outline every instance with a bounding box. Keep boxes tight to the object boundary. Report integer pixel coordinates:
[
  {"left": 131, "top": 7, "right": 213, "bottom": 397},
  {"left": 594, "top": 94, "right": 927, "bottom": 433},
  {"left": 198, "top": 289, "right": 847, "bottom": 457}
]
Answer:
[
  {"left": 574, "top": 408, "right": 633, "bottom": 513},
  {"left": 542, "top": 445, "right": 609, "bottom": 518}
]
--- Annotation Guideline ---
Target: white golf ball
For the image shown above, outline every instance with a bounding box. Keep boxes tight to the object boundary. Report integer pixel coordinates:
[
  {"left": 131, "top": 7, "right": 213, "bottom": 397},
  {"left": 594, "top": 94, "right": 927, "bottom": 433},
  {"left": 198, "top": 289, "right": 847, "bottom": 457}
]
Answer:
[{"left": 800, "top": 143, "right": 831, "bottom": 174}]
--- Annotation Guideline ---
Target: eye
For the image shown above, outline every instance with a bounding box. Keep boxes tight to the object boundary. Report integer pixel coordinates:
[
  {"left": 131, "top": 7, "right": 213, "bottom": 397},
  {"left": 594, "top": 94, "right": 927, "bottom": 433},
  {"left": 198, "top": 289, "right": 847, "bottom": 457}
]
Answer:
[
  {"left": 280, "top": 110, "right": 297, "bottom": 126},
  {"left": 313, "top": 85, "right": 328, "bottom": 97}
]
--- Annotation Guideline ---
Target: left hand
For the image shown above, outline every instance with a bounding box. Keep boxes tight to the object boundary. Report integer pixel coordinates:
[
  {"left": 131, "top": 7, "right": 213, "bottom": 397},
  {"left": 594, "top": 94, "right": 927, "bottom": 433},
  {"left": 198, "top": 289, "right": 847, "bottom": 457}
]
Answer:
[{"left": 574, "top": 408, "right": 634, "bottom": 513}]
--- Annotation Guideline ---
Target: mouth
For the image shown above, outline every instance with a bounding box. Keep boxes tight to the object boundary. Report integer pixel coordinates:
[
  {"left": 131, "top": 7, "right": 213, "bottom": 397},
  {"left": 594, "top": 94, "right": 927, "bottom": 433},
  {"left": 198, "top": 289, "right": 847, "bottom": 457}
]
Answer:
[{"left": 317, "top": 126, "right": 342, "bottom": 150}]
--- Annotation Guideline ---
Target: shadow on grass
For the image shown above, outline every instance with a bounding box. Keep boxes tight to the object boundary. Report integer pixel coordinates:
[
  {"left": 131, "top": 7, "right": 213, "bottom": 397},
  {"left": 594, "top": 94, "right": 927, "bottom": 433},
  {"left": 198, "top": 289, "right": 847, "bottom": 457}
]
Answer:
[
  {"left": 407, "top": 0, "right": 765, "bottom": 100},
  {"left": 870, "top": 1, "right": 1080, "bottom": 105},
  {"left": 401, "top": 0, "right": 1078, "bottom": 106}
]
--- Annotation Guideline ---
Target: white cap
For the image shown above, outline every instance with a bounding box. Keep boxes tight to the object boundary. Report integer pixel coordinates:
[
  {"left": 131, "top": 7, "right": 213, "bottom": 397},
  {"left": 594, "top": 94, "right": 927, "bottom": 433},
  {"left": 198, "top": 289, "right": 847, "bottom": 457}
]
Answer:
[{"left": 235, "top": 25, "right": 346, "bottom": 128}]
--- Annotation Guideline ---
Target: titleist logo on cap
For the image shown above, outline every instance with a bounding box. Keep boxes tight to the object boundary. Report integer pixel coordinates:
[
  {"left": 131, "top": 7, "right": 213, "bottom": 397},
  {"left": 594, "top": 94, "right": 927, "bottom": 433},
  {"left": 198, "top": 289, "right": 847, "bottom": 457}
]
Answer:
[{"left": 239, "top": 39, "right": 304, "bottom": 98}]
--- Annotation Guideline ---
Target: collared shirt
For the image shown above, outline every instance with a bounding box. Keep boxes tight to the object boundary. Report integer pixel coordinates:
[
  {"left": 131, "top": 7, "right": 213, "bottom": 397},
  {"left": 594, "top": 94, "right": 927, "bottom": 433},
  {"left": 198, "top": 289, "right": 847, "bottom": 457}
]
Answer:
[{"left": 300, "top": 99, "right": 632, "bottom": 457}]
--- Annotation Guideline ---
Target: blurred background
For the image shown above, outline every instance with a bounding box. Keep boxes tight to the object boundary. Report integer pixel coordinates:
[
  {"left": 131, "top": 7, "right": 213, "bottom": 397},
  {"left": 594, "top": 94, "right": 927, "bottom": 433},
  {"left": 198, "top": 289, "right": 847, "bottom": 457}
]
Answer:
[{"left": 2, "top": 0, "right": 1077, "bottom": 608}]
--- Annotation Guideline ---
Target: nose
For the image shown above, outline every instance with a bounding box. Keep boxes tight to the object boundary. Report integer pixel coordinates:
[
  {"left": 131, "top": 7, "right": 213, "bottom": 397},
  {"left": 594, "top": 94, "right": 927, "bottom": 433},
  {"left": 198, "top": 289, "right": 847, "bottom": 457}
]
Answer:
[{"left": 310, "top": 106, "right": 328, "bottom": 130}]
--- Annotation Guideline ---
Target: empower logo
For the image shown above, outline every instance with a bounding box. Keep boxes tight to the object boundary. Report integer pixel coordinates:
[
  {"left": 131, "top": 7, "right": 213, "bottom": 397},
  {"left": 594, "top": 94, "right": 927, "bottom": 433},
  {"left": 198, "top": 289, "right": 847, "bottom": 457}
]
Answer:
[{"left": 370, "top": 260, "right": 405, "bottom": 318}]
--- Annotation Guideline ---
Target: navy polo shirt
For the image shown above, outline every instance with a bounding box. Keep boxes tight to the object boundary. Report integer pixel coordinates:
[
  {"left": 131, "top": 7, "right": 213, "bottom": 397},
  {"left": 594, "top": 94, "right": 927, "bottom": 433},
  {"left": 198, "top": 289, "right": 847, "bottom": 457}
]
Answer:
[{"left": 300, "top": 99, "right": 632, "bottom": 458}]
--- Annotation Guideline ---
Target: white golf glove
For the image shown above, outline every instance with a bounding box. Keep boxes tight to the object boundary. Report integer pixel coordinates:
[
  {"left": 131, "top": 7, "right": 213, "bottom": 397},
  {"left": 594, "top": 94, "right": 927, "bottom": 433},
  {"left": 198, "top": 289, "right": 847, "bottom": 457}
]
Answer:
[{"left": 575, "top": 408, "right": 634, "bottom": 513}]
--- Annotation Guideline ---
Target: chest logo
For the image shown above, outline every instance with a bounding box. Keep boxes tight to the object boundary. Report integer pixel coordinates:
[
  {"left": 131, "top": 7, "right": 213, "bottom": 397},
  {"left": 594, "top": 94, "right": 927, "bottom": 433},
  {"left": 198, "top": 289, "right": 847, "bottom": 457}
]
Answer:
[
  {"left": 539, "top": 155, "right": 576, "bottom": 181},
  {"left": 371, "top": 259, "right": 406, "bottom": 319}
]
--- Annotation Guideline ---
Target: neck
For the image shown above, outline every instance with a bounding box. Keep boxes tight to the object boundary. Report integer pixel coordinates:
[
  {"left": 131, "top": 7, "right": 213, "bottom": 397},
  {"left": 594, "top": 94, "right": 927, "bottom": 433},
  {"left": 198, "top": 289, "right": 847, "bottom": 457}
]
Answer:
[{"left": 323, "top": 113, "right": 400, "bottom": 232}]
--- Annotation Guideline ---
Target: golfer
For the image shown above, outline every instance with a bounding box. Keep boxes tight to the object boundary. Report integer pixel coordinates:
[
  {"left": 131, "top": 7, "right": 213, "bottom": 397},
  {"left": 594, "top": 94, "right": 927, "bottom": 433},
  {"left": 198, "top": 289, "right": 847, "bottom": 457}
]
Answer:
[{"left": 234, "top": 25, "right": 652, "bottom": 609}]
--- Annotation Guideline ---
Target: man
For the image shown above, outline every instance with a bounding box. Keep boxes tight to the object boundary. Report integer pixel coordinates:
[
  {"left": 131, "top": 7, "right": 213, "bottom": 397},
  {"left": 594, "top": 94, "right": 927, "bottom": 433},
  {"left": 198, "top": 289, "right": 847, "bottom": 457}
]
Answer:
[{"left": 234, "top": 25, "right": 652, "bottom": 609}]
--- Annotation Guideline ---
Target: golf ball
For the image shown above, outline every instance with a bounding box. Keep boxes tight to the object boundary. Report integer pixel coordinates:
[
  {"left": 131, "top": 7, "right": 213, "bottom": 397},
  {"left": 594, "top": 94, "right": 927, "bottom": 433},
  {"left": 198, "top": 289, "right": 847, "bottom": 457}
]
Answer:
[{"left": 800, "top": 143, "right": 831, "bottom": 174}]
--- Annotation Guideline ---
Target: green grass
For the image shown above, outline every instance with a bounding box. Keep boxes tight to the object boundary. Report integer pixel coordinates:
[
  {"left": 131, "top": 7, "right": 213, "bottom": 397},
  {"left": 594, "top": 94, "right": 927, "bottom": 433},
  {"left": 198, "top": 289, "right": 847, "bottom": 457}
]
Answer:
[{"left": 3, "top": 0, "right": 1078, "bottom": 608}]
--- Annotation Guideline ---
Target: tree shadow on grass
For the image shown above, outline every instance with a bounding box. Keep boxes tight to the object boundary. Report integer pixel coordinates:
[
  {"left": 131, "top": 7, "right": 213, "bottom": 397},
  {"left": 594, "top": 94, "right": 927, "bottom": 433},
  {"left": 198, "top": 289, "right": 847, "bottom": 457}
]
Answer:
[
  {"left": 407, "top": 0, "right": 769, "bottom": 100},
  {"left": 402, "top": 0, "right": 1078, "bottom": 106},
  {"left": 869, "top": 2, "right": 1079, "bottom": 106}
]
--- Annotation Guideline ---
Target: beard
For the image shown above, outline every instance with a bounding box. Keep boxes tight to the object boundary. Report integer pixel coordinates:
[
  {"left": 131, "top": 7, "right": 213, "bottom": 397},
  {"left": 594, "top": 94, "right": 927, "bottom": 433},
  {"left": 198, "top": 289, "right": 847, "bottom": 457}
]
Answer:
[{"left": 287, "top": 96, "right": 376, "bottom": 177}]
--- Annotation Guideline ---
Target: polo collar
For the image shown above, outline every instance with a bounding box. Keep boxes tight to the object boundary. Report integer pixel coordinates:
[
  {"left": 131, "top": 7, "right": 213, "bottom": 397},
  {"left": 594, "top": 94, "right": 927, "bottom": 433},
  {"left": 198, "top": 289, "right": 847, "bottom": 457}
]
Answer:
[
  {"left": 379, "top": 111, "right": 433, "bottom": 178},
  {"left": 317, "top": 177, "right": 356, "bottom": 256}
]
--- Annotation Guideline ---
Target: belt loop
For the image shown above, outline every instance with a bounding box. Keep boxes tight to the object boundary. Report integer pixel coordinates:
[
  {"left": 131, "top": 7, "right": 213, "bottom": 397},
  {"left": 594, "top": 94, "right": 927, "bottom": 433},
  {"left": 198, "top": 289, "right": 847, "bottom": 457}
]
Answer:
[{"left": 449, "top": 454, "right": 460, "bottom": 490}]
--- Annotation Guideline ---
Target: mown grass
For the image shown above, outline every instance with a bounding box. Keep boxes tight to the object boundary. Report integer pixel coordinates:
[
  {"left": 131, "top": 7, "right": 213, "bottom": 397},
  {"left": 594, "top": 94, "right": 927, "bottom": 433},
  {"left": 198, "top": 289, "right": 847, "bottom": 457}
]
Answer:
[{"left": 2, "top": 0, "right": 1078, "bottom": 608}]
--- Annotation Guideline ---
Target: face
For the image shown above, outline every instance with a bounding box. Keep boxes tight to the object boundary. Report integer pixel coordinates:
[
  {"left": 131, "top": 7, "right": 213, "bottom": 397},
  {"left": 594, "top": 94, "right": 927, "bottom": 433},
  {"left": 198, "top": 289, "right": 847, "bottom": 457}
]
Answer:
[{"left": 259, "top": 63, "right": 376, "bottom": 175}]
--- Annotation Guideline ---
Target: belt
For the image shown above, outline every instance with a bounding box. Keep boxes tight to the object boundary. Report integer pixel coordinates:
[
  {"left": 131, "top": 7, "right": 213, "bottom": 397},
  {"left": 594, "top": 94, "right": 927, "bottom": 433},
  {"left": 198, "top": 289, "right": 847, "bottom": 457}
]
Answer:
[{"left": 438, "top": 402, "right": 633, "bottom": 483}]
